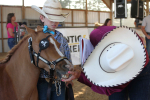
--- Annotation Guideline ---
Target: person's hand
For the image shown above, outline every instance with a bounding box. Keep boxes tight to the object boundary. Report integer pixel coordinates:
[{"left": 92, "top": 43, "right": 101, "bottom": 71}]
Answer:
[
  {"left": 66, "top": 81, "right": 74, "bottom": 88},
  {"left": 146, "top": 34, "right": 150, "bottom": 39},
  {"left": 62, "top": 69, "right": 81, "bottom": 82}
]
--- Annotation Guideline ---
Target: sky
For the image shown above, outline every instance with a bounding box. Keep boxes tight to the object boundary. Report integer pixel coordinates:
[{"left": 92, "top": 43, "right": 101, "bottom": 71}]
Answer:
[
  {"left": 0, "top": 0, "right": 110, "bottom": 11},
  {"left": 0, "top": 0, "right": 46, "bottom": 7},
  {"left": 0, "top": 0, "right": 149, "bottom": 11}
]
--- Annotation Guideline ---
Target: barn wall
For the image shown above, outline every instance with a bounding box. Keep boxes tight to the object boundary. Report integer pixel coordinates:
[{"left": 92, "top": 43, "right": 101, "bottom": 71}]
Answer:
[{"left": 0, "top": 5, "right": 110, "bottom": 52}]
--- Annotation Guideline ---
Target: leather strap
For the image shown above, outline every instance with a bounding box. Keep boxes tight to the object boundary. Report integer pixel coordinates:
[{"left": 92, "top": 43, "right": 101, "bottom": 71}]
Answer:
[
  {"left": 47, "top": 78, "right": 53, "bottom": 100},
  {"left": 47, "top": 83, "right": 74, "bottom": 100},
  {"left": 46, "top": 69, "right": 74, "bottom": 100},
  {"left": 65, "top": 84, "right": 75, "bottom": 100},
  {"left": 47, "top": 69, "right": 54, "bottom": 100}
]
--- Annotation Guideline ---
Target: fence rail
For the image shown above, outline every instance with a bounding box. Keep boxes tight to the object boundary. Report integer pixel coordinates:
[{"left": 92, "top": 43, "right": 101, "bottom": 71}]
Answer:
[{"left": 14, "top": 25, "right": 140, "bottom": 45}]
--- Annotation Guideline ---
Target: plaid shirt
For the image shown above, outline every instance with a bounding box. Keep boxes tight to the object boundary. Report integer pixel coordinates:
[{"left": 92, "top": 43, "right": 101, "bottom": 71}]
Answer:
[{"left": 40, "top": 30, "right": 72, "bottom": 78}]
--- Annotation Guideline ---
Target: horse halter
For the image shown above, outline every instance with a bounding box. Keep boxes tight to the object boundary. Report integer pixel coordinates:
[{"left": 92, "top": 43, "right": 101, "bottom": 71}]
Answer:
[
  {"left": 27, "top": 35, "right": 74, "bottom": 99},
  {"left": 28, "top": 35, "right": 68, "bottom": 71}
]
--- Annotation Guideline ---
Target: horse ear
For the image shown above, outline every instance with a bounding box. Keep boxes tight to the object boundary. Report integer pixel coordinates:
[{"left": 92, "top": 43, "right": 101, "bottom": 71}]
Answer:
[
  {"left": 24, "top": 25, "right": 36, "bottom": 37},
  {"left": 36, "top": 25, "right": 43, "bottom": 32}
]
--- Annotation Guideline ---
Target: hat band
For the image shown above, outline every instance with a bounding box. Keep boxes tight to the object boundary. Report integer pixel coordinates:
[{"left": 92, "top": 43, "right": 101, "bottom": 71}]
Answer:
[
  {"left": 99, "top": 42, "right": 121, "bottom": 73},
  {"left": 44, "top": 6, "right": 62, "bottom": 10},
  {"left": 46, "top": 13, "right": 68, "bottom": 18}
]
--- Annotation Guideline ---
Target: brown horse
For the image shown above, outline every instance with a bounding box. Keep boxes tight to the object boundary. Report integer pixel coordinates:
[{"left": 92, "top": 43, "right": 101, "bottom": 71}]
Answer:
[{"left": 0, "top": 26, "right": 73, "bottom": 100}]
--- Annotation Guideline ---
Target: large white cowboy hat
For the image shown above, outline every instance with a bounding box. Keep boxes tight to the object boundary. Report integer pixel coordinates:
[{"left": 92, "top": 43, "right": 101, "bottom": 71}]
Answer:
[
  {"left": 31, "top": 0, "right": 69, "bottom": 22},
  {"left": 83, "top": 26, "right": 146, "bottom": 87}
]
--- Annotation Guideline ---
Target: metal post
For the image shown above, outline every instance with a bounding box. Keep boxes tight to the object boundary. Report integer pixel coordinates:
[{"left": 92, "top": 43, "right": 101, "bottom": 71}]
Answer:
[
  {"left": 13, "top": 27, "right": 17, "bottom": 45},
  {"left": 136, "top": 19, "right": 139, "bottom": 27},
  {"left": 120, "top": 18, "right": 122, "bottom": 26},
  {"left": 18, "top": 25, "right": 20, "bottom": 42}
]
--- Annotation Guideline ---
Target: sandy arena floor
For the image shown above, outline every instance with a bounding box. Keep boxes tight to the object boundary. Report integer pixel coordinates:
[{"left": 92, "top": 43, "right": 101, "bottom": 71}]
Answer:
[{"left": 0, "top": 53, "right": 108, "bottom": 100}]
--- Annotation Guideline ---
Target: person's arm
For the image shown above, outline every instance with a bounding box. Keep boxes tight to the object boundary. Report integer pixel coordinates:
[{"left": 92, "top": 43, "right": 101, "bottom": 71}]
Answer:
[
  {"left": 8, "top": 28, "right": 15, "bottom": 37},
  {"left": 141, "top": 26, "right": 149, "bottom": 37},
  {"left": 137, "top": 34, "right": 149, "bottom": 66},
  {"left": 79, "top": 72, "right": 130, "bottom": 96},
  {"left": 90, "top": 81, "right": 130, "bottom": 96},
  {"left": 62, "top": 70, "right": 130, "bottom": 96},
  {"left": 63, "top": 38, "right": 74, "bottom": 86},
  {"left": 141, "top": 18, "right": 150, "bottom": 39}
]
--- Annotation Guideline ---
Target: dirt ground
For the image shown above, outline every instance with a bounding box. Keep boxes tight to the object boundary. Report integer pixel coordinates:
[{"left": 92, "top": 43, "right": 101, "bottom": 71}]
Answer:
[
  {"left": 0, "top": 53, "right": 108, "bottom": 100},
  {"left": 73, "top": 80, "right": 108, "bottom": 100}
]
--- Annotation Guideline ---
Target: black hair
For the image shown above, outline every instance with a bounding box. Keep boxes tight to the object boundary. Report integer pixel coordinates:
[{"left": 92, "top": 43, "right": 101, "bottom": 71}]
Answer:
[
  {"left": 6, "top": 13, "right": 14, "bottom": 25},
  {"left": 18, "top": 22, "right": 27, "bottom": 26},
  {"left": 22, "top": 22, "right": 27, "bottom": 25},
  {"left": 103, "top": 18, "right": 111, "bottom": 26},
  {"left": 18, "top": 22, "right": 22, "bottom": 26}
]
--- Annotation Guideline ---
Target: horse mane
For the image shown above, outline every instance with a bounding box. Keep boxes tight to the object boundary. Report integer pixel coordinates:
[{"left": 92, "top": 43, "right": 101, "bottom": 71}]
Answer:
[{"left": 0, "top": 34, "right": 31, "bottom": 64}]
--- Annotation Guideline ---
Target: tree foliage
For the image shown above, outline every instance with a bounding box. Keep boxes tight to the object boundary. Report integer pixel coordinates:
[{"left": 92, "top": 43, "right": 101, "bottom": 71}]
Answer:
[{"left": 59, "top": 0, "right": 110, "bottom": 11}]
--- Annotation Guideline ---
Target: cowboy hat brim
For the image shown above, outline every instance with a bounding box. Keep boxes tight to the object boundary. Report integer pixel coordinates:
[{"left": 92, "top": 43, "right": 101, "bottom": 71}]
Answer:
[
  {"left": 83, "top": 26, "right": 146, "bottom": 87},
  {"left": 31, "top": 5, "right": 69, "bottom": 22}
]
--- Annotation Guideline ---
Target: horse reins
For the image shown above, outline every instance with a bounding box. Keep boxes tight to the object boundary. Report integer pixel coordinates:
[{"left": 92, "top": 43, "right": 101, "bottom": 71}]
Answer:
[{"left": 28, "top": 35, "right": 74, "bottom": 100}]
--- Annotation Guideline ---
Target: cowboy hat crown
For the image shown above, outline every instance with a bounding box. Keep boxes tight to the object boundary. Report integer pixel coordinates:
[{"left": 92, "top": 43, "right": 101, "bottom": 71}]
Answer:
[
  {"left": 101, "top": 43, "right": 134, "bottom": 73},
  {"left": 31, "top": 0, "right": 69, "bottom": 22}
]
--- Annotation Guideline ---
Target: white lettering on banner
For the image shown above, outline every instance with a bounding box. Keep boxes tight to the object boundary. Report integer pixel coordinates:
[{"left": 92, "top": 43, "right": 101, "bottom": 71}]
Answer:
[{"left": 56, "top": 28, "right": 89, "bottom": 65}]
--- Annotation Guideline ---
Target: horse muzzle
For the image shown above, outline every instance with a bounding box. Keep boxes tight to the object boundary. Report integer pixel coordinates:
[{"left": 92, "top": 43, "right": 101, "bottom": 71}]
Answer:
[{"left": 56, "top": 63, "right": 74, "bottom": 80}]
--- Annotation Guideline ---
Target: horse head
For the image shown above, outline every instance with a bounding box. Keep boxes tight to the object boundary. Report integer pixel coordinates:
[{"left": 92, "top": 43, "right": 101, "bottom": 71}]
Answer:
[{"left": 25, "top": 26, "right": 73, "bottom": 80}]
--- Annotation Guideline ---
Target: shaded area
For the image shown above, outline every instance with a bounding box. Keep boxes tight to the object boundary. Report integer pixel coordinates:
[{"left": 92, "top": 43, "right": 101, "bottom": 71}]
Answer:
[
  {"left": 73, "top": 80, "right": 108, "bottom": 100},
  {"left": 0, "top": 53, "right": 108, "bottom": 100}
]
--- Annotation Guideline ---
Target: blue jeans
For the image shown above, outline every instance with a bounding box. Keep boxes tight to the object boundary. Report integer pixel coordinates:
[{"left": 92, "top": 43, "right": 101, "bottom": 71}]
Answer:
[
  {"left": 8, "top": 38, "right": 15, "bottom": 49},
  {"left": 37, "top": 78, "right": 66, "bottom": 100},
  {"left": 109, "top": 61, "right": 150, "bottom": 100},
  {"left": 146, "top": 36, "right": 150, "bottom": 58}
]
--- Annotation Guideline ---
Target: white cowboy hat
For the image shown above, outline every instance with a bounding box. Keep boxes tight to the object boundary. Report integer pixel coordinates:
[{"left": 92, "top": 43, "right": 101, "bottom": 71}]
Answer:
[
  {"left": 83, "top": 26, "right": 146, "bottom": 87},
  {"left": 31, "top": 0, "right": 69, "bottom": 22}
]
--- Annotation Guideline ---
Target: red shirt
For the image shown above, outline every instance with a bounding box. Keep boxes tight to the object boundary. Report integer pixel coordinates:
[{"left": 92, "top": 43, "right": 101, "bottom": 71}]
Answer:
[{"left": 6, "top": 22, "right": 18, "bottom": 38}]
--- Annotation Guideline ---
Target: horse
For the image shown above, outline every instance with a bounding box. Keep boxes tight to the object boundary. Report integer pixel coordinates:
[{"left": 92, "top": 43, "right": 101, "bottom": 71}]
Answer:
[{"left": 0, "top": 26, "right": 73, "bottom": 100}]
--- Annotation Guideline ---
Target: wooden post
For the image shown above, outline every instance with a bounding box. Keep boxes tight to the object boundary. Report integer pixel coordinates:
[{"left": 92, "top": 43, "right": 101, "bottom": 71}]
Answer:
[
  {"left": 98, "top": 12, "right": 100, "bottom": 23},
  {"left": 146, "top": 0, "right": 149, "bottom": 16},
  {"left": 85, "top": 0, "right": 88, "bottom": 26},
  {"left": 72, "top": 9, "right": 73, "bottom": 26},
  {"left": 22, "top": 0, "right": 25, "bottom": 19},
  {"left": 110, "top": 0, "right": 112, "bottom": 25},
  {"left": 1, "top": 6, "right": 4, "bottom": 52}
]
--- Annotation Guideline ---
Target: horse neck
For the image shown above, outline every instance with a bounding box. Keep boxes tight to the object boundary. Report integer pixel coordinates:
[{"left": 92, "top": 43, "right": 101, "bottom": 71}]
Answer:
[{"left": 5, "top": 37, "right": 40, "bottom": 89}]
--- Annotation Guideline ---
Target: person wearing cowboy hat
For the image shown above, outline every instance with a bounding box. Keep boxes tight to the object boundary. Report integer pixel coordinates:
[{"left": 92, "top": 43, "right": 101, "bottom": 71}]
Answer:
[
  {"left": 31, "top": 0, "right": 72, "bottom": 100},
  {"left": 62, "top": 25, "right": 150, "bottom": 99}
]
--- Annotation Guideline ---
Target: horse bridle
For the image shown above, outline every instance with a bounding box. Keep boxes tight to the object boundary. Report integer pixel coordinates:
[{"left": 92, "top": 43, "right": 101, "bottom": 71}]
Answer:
[
  {"left": 28, "top": 35, "right": 68, "bottom": 70},
  {"left": 28, "top": 35, "right": 74, "bottom": 100},
  {"left": 28, "top": 35, "right": 68, "bottom": 98}
]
